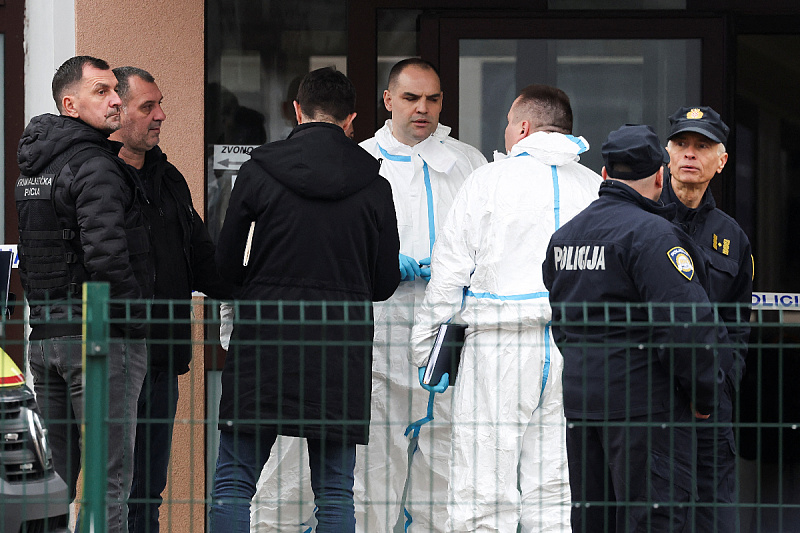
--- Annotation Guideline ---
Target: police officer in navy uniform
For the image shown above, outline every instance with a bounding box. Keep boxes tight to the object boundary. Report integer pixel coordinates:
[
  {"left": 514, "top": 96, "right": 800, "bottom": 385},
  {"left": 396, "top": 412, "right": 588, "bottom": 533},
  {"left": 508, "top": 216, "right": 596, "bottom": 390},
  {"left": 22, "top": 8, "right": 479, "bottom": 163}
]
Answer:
[
  {"left": 543, "top": 124, "right": 734, "bottom": 533},
  {"left": 662, "top": 106, "right": 753, "bottom": 532}
]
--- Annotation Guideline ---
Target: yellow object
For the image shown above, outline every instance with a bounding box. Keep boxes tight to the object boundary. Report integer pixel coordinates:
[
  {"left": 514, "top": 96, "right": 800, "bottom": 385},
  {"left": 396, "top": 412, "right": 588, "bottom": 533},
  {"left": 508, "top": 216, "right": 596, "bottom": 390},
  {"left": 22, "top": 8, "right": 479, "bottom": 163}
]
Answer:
[
  {"left": 686, "top": 108, "right": 704, "bottom": 119},
  {"left": 0, "top": 347, "right": 24, "bottom": 387}
]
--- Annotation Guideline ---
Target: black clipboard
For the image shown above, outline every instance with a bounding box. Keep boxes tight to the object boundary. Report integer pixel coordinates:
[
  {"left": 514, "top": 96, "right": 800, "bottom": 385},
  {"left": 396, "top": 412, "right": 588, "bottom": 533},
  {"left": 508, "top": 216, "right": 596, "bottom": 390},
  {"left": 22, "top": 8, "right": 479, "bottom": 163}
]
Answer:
[{"left": 422, "top": 323, "right": 467, "bottom": 386}]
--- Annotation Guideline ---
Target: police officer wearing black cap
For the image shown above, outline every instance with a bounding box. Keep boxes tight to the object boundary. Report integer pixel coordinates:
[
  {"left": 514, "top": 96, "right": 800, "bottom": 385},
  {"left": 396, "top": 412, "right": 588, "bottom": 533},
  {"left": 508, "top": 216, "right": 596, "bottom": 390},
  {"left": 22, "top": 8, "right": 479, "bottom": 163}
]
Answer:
[
  {"left": 543, "top": 124, "right": 734, "bottom": 532},
  {"left": 663, "top": 107, "right": 754, "bottom": 532}
]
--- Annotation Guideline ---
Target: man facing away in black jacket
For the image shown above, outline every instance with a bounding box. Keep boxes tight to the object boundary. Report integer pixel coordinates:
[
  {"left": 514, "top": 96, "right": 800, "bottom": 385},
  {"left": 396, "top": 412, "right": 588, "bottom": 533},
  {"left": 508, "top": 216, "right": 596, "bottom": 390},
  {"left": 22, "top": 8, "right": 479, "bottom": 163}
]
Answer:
[
  {"left": 110, "top": 66, "right": 233, "bottom": 533},
  {"left": 209, "top": 67, "right": 400, "bottom": 533},
  {"left": 543, "top": 125, "right": 733, "bottom": 533}
]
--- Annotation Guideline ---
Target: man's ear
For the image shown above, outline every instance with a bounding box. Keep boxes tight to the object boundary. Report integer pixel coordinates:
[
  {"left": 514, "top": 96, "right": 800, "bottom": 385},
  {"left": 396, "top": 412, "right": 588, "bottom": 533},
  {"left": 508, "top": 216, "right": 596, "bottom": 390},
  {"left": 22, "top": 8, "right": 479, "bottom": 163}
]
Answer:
[
  {"left": 341, "top": 112, "right": 357, "bottom": 136},
  {"left": 601, "top": 166, "right": 609, "bottom": 181},
  {"left": 717, "top": 152, "right": 729, "bottom": 174},
  {"left": 61, "top": 94, "right": 80, "bottom": 118},
  {"left": 655, "top": 166, "right": 664, "bottom": 189},
  {"left": 293, "top": 101, "right": 304, "bottom": 125},
  {"left": 520, "top": 119, "right": 531, "bottom": 139},
  {"left": 382, "top": 89, "right": 392, "bottom": 112}
]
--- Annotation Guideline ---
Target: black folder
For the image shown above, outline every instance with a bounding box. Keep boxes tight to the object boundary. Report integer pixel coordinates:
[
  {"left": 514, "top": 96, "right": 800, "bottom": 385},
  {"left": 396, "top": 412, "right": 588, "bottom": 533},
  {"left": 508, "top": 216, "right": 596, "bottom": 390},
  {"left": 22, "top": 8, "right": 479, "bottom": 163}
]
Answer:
[{"left": 422, "top": 323, "right": 467, "bottom": 386}]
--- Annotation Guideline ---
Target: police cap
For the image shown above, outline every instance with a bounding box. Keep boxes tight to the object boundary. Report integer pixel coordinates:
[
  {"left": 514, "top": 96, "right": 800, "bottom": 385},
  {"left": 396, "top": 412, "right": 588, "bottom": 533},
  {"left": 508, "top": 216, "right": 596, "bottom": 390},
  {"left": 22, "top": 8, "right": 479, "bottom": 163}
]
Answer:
[
  {"left": 668, "top": 106, "right": 729, "bottom": 144},
  {"left": 601, "top": 124, "right": 669, "bottom": 181}
]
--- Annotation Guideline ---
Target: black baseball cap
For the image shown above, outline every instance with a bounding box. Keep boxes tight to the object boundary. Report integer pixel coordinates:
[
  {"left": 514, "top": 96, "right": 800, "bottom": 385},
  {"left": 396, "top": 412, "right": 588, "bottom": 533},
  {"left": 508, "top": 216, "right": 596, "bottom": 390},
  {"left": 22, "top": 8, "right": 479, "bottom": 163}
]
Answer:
[
  {"left": 601, "top": 124, "right": 669, "bottom": 181},
  {"left": 668, "top": 106, "right": 729, "bottom": 144}
]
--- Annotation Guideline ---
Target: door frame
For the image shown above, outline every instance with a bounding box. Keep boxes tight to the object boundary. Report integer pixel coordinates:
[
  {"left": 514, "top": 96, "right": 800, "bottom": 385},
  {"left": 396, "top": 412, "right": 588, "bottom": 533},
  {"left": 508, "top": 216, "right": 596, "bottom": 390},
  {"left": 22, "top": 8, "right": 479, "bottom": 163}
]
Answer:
[{"left": 1, "top": 0, "right": 25, "bottom": 366}]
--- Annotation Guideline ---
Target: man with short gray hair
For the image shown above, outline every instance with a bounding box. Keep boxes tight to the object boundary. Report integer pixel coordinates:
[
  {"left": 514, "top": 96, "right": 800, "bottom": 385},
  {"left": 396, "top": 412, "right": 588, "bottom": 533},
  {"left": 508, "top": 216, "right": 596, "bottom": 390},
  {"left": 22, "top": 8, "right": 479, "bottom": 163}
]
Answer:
[
  {"left": 111, "top": 66, "right": 231, "bottom": 533},
  {"left": 662, "top": 106, "right": 753, "bottom": 532}
]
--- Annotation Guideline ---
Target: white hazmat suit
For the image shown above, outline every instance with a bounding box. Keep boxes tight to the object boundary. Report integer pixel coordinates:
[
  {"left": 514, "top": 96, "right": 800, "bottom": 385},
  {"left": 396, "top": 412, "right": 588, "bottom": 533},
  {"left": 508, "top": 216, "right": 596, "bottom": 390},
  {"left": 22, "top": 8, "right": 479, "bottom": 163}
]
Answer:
[
  {"left": 248, "top": 120, "right": 486, "bottom": 532},
  {"left": 410, "top": 131, "right": 602, "bottom": 532}
]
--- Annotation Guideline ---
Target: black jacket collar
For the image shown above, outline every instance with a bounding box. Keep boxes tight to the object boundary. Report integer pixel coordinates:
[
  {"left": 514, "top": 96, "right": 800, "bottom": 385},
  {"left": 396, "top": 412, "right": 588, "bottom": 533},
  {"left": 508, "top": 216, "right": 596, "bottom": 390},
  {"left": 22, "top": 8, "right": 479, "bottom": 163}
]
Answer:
[{"left": 600, "top": 179, "right": 677, "bottom": 221}]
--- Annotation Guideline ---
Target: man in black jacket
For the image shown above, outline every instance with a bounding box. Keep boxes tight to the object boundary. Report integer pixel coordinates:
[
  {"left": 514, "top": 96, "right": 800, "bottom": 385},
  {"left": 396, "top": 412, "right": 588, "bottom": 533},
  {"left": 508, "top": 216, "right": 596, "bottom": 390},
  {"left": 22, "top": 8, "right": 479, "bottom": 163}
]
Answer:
[
  {"left": 543, "top": 124, "right": 733, "bottom": 532},
  {"left": 16, "top": 56, "right": 152, "bottom": 533},
  {"left": 110, "top": 66, "right": 232, "bottom": 533},
  {"left": 209, "top": 67, "right": 400, "bottom": 533},
  {"left": 661, "top": 106, "right": 753, "bottom": 532}
]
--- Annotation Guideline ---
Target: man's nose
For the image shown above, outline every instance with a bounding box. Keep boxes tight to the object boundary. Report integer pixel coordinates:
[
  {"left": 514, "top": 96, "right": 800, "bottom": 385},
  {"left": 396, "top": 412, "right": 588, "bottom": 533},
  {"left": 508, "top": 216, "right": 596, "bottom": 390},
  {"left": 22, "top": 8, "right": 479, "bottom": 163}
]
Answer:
[
  {"left": 154, "top": 104, "right": 166, "bottom": 122},
  {"left": 416, "top": 98, "right": 428, "bottom": 114},
  {"left": 109, "top": 90, "right": 122, "bottom": 108}
]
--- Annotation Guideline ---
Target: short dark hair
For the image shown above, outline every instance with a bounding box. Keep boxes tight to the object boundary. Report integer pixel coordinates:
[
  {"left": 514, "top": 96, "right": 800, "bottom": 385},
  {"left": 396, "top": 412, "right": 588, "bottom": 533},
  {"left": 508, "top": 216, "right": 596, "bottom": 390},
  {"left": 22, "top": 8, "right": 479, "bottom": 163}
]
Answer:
[
  {"left": 52, "top": 56, "right": 111, "bottom": 113},
  {"left": 296, "top": 67, "right": 356, "bottom": 123},
  {"left": 387, "top": 58, "right": 440, "bottom": 90},
  {"left": 513, "top": 84, "right": 573, "bottom": 135},
  {"left": 113, "top": 66, "right": 156, "bottom": 105}
]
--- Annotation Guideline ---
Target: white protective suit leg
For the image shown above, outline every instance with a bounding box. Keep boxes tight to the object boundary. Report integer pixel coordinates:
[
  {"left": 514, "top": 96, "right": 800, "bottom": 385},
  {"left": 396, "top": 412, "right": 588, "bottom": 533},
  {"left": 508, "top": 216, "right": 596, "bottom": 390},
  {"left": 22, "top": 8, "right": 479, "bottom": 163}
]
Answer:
[
  {"left": 446, "top": 327, "right": 569, "bottom": 532},
  {"left": 404, "top": 396, "right": 452, "bottom": 532},
  {"left": 519, "top": 341, "right": 570, "bottom": 533},
  {"left": 250, "top": 436, "right": 316, "bottom": 532},
  {"left": 355, "top": 287, "right": 451, "bottom": 533}
]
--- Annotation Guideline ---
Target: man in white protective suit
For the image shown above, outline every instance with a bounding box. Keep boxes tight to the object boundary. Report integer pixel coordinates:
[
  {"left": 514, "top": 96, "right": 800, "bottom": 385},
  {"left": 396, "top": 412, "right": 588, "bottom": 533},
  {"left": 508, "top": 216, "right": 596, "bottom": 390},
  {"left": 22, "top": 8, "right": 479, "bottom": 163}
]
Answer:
[
  {"left": 248, "top": 58, "right": 486, "bottom": 533},
  {"left": 410, "top": 84, "right": 601, "bottom": 532}
]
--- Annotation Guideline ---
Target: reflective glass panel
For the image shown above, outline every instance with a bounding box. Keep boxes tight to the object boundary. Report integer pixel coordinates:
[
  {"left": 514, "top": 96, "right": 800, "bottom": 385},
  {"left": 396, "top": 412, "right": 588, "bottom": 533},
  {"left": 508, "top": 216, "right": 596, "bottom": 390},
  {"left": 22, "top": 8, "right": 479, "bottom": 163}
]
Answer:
[
  {"left": 376, "top": 10, "right": 421, "bottom": 129},
  {"left": 205, "top": 0, "right": 347, "bottom": 242},
  {"left": 459, "top": 38, "right": 701, "bottom": 172}
]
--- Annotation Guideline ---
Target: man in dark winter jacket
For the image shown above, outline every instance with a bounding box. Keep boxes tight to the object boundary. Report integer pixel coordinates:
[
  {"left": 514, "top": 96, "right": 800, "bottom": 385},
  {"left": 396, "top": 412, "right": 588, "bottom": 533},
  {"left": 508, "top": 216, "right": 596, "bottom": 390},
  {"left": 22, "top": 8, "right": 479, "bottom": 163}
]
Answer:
[
  {"left": 662, "top": 106, "right": 754, "bottom": 532},
  {"left": 109, "top": 66, "right": 233, "bottom": 533},
  {"left": 16, "top": 56, "right": 152, "bottom": 533},
  {"left": 543, "top": 124, "right": 733, "bottom": 533},
  {"left": 209, "top": 67, "right": 400, "bottom": 532}
]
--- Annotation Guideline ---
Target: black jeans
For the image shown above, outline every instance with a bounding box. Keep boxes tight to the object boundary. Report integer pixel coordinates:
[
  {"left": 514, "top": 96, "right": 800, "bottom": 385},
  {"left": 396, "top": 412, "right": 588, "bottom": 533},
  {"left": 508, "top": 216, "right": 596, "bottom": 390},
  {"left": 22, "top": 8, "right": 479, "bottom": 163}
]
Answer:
[
  {"left": 567, "top": 405, "right": 694, "bottom": 533},
  {"left": 128, "top": 370, "right": 179, "bottom": 533}
]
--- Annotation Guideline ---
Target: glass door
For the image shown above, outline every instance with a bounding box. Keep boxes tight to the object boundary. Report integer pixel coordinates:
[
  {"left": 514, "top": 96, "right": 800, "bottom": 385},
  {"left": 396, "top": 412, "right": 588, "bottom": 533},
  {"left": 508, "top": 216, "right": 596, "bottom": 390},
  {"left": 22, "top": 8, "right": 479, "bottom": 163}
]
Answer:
[{"left": 424, "top": 14, "right": 725, "bottom": 180}]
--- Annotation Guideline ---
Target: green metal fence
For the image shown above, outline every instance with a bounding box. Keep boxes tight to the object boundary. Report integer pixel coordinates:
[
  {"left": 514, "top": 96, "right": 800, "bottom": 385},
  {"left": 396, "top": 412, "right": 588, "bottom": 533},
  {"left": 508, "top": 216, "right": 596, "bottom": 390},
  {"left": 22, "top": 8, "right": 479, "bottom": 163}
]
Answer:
[{"left": 2, "top": 283, "right": 800, "bottom": 532}]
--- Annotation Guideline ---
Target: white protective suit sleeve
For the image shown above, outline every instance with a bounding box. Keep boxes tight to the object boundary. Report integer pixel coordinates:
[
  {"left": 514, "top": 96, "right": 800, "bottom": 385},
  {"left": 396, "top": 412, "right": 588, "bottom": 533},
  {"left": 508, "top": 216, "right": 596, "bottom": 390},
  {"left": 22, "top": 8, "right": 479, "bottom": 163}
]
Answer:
[
  {"left": 409, "top": 178, "right": 477, "bottom": 367},
  {"left": 219, "top": 301, "right": 234, "bottom": 351}
]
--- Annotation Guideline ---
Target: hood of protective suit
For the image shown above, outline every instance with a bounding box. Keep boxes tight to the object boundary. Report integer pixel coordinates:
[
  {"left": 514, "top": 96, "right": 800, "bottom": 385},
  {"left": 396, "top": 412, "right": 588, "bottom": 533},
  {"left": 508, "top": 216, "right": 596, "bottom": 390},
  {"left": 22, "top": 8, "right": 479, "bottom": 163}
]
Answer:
[
  {"left": 248, "top": 121, "right": 379, "bottom": 201},
  {"left": 18, "top": 114, "right": 117, "bottom": 176},
  {"left": 507, "top": 130, "right": 589, "bottom": 167}
]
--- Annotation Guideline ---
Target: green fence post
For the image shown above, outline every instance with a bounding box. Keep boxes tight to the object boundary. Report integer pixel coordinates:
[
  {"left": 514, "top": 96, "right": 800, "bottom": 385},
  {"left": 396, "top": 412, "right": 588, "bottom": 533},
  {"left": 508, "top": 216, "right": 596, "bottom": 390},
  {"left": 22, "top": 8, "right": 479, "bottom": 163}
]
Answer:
[{"left": 81, "top": 282, "right": 109, "bottom": 533}]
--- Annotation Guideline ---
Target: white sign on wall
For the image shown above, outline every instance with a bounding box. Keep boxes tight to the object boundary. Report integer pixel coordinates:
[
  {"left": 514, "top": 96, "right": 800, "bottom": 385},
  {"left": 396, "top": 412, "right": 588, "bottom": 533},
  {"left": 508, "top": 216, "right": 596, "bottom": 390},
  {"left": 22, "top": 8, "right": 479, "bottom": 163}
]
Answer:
[{"left": 212, "top": 145, "right": 259, "bottom": 171}]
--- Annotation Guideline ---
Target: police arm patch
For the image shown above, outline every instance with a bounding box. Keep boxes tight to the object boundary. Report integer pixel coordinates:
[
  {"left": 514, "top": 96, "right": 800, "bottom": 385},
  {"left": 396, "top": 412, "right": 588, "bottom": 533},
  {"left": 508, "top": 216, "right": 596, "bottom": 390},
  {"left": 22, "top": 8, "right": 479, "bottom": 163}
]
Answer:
[{"left": 668, "top": 247, "right": 695, "bottom": 281}]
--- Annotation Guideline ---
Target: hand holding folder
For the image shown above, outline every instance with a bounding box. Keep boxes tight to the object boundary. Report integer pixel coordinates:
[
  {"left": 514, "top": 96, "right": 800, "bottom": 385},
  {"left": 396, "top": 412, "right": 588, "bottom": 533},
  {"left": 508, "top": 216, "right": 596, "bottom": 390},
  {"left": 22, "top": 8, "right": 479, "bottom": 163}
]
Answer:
[{"left": 421, "top": 323, "right": 467, "bottom": 388}]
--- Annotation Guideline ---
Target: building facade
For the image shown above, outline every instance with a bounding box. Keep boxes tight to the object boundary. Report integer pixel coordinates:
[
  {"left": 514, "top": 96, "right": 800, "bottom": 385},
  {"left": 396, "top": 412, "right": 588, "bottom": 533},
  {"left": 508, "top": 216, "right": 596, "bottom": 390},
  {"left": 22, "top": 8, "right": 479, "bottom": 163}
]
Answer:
[{"left": 3, "top": 0, "right": 800, "bottom": 531}]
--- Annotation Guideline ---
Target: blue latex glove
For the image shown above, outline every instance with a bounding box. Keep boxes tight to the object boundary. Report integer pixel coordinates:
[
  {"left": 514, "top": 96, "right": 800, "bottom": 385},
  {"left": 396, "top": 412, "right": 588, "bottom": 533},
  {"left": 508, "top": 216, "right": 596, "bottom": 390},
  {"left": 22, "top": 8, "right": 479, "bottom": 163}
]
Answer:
[
  {"left": 418, "top": 257, "right": 431, "bottom": 282},
  {"left": 399, "top": 254, "right": 421, "bottom": 281},
  {"left": 418, "top": 366, "right": 449, "bottom": 393}
]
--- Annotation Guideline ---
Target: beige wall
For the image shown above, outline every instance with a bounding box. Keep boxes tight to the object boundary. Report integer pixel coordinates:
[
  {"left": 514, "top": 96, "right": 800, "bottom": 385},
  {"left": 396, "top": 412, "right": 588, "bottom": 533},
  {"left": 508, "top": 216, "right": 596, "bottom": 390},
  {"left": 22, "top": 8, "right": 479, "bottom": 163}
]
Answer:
[{"left": 75, "top": 1, "right": 207, "bottom": 531}]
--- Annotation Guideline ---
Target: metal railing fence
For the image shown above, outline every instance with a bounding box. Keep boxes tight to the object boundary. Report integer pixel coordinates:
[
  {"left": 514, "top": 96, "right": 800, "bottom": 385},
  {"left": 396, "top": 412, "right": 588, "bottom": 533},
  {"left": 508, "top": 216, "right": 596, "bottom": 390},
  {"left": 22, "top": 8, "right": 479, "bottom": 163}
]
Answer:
[{"left": 1, "top": 284, "right": 798, "bottom": 532}]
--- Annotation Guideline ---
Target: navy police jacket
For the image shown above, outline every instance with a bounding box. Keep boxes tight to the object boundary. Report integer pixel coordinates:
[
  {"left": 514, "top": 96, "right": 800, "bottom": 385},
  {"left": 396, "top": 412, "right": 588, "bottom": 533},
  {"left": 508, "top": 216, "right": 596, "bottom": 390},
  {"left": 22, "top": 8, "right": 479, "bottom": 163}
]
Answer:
[
  {"left": 660, "top": 174, "right": 753, "bottom": 387},
  {"left": 543, "top": 180, "right": 733, "bottom": 419}
]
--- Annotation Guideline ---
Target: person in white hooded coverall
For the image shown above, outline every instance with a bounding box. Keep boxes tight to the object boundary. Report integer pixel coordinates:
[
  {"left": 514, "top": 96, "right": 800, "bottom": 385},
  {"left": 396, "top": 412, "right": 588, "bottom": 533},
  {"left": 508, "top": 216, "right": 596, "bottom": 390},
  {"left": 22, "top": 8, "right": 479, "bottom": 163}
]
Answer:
[
  {"left": 410, "top": 84, "right": 601, "bottom": 532},
  {"left": 248, "top": 58, "right": 486, "bottom": 533}
]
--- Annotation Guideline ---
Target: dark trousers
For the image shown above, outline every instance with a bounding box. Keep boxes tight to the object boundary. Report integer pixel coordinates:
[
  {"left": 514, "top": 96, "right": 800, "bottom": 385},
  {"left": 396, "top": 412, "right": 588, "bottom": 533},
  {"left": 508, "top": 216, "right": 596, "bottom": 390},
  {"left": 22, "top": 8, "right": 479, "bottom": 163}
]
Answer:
[
  {"left": 694, "top": 378, "right": 738, "bottom": 532},
  {"left": 30, "top": 336, "right": 147, "bottom": 533},
  {"left": 128, "top": 370, "right": 180, "bottom": 533},
  {"left": 209, "top": 429, "right": 357, "bottom": 532},
  {"left": 567, "top": 406, "right": 694, "bottom": 533}
]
